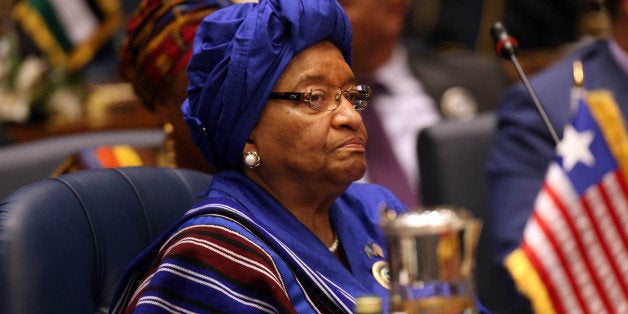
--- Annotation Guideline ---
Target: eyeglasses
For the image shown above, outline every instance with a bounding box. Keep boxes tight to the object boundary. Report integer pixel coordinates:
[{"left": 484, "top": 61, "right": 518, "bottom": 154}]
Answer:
[{"left": 268, "top": 84, "right": 372, "bottom": 111}]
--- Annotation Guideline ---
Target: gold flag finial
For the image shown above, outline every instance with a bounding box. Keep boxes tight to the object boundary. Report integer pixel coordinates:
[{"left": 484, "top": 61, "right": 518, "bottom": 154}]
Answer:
[
  {"left": 570, "top": 60, "right": 586, "bottom": 112},
  {"left": 573, "top": 60, "right": 584, "bottom": 87}
]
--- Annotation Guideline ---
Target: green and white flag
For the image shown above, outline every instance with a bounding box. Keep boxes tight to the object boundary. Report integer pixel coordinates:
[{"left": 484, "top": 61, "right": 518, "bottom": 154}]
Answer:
[{"left": 12, "top": 0, "right": 122, "bottom": 72}]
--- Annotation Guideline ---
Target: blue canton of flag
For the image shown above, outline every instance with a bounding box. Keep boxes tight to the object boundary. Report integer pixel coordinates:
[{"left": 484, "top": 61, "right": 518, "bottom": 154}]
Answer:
[{"left": 558, "top": 97, "right": 617, "bottom": 194}]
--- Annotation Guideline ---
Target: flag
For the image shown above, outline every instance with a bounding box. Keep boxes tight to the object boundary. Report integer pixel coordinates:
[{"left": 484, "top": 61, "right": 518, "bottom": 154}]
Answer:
[
  {"left": 12, "top": 0, "right": 122, "bottom": 72},
  {"left": 505, "top": 90, "right": 628, "bottom": 314}
]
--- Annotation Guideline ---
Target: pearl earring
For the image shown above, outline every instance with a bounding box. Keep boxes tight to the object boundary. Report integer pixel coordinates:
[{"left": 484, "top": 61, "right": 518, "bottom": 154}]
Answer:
[{"left": 243, "top": 151, "right": 262, "bottom": 169}]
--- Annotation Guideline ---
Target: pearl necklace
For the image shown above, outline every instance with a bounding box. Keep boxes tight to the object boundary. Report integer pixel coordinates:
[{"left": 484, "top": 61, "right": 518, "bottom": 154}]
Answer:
[{"left": 328, "top": 231, "right": 339, "bottom": 253}]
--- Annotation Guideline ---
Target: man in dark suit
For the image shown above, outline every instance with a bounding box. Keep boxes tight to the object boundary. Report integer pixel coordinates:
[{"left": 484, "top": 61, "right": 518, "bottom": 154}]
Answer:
[
  {"left": 484, "top": 0, "right": 628, "bottom": 312},
  {"left": 340, "top": 0, "right": 506, "bottom": 207}
]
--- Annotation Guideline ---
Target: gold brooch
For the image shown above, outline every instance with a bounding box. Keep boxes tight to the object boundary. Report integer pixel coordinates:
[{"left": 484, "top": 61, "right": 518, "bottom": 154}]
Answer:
[{"left": 371, "top": 260, "right": 391, "bottom": 290}]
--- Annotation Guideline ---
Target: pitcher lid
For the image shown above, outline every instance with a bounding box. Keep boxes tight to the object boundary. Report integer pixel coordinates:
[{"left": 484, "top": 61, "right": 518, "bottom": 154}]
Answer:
[{"left": 381, "top": 206, "right": 468, "bottom": 235}]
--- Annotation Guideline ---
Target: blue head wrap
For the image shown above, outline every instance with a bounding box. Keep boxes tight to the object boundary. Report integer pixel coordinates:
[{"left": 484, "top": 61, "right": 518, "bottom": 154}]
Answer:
[{"left": 181, "top": 0, "right": 352, "bottom": 171}]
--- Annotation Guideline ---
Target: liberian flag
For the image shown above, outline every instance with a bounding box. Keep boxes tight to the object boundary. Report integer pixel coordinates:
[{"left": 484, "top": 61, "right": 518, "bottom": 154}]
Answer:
[
  {"left": 505, "top": 90, "right": 628, "bottom": 314},
  {"left": 12, "top": 0, "right": 122, "bottom": 71}
]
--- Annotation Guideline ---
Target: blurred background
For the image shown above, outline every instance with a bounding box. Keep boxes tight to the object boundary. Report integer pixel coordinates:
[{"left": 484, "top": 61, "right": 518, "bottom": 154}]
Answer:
[
  {"left": 0, "top": 0, "right": 610, "bottom": 144},
  {"left": 0, "top": 0, "right": 151, "bottom": 143}
]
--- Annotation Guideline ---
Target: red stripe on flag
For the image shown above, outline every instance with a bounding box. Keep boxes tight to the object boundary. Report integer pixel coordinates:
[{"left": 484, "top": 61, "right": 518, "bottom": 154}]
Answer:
[
  {"left": 582, "top": 186, "right": 628, "bottom": 304},
  {"left": 521, "top": 240, "right": 567, "bottom": 314},
  {"left": 607, "top": 171, "right": 628, "bottom": 295},
  {"left": 602, "top": 171, "right": 628, "bottom": 260},
  {"left": 531, "top": 208, "right": 588, "bottom": 312},
  {"left": 546, "top": 183, "right": 613, "bottom": 313},
  {"left": 600, "top": 171, "right": 628, "bottom": 292}
]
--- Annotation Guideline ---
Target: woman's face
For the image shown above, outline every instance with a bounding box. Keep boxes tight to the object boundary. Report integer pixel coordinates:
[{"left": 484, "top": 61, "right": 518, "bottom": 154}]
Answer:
[{"left": 247, "top": 41, "right": 367, "bottom": 185}]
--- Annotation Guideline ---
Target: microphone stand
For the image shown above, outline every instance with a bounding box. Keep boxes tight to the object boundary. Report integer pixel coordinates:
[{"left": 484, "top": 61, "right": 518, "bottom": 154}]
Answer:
[{"left": 490, "top": 22, "right": 560, "bottom": 145}]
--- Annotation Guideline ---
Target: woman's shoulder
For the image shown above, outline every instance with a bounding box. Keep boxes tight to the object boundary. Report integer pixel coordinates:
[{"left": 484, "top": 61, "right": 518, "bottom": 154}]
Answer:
[
  {"left": 170, "top": 213, "right": 262, "bottom": 249},
  {"left": 124, "top": 210, "right": 298, "bottom": 314}
]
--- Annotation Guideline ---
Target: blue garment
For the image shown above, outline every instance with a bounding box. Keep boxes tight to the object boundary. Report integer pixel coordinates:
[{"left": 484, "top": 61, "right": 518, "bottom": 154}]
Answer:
[
  {"left": 483, "top": 39, "right": 628, "bottom": 312},
  {"left": 110, "top": 170, "right": 407, "bottom": 313}
]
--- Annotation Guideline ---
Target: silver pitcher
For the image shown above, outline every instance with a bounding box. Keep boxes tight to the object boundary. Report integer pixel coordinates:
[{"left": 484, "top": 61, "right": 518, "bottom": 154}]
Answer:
[{"left": 381, "top": 206, "right": 482, "bottom": 314}]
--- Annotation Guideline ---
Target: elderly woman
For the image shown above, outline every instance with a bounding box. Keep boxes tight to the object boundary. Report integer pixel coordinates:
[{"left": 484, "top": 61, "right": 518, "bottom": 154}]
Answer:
[{"left": 110, "top": 0, "right": 407, "bottom": 313}]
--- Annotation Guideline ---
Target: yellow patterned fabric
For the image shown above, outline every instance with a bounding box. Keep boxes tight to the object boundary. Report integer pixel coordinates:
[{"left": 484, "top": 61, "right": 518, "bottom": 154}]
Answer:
[{"left": 118, "top": 0, "right": 231, "bottom": 108}]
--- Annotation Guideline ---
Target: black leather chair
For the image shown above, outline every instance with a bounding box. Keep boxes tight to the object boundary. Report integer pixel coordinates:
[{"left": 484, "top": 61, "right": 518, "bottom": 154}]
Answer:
[
  {"left": 417, "top": 112, "right": 496, "bottom": 217},
  {"left": 417, "top": 112, "right": 498, "bottom": 309},
  {"left": 0, "top": 167, "right": 212, "bottom": 314}
]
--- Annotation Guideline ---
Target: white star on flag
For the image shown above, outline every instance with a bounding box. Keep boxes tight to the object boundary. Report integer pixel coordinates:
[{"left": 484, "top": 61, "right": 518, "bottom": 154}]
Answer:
[{"left": 556, "top": 124, "right": 595, "bottom": 172}]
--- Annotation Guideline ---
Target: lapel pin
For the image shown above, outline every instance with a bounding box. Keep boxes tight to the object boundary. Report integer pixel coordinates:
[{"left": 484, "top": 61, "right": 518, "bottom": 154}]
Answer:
[{"left": 365, "top": 242, "right": 384, "bottom": 259}]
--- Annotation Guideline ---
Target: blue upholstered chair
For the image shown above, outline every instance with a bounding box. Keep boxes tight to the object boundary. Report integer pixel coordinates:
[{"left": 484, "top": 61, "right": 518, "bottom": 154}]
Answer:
[{"left": 0, "top": 167, "right": 212, "bottom": 313}]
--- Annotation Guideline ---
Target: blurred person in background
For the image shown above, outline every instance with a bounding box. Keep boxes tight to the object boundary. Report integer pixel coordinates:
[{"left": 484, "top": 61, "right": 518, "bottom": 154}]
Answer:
[
  {"left": 54, "top": 0, "right": 237, "bottom": 174},
  {"left": 409, "top": 0, "right": 605, "bottom": 81},
  {"left": 482, "top": 0, "right": 628, "bottom": 312},
  {"left": 496, "top": 0, "right": 606, "bottom": 83},
  {"left": 340, "top": 0, "right": 507, "bottom": 207}
]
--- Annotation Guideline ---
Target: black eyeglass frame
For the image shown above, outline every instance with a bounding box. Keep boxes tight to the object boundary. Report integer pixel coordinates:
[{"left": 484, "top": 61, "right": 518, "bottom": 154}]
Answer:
[{"left": 268, "top": 84, "right": 372, "bottom": 111}]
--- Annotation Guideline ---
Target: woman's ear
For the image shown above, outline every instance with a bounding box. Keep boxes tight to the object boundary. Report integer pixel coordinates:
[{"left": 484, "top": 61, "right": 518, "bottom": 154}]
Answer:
[{"left": 243, "top": 136, "right": 256, "bottom": 152}]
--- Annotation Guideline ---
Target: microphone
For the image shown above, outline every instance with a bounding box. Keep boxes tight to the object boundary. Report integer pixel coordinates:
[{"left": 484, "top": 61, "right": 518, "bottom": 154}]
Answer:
[
  {"left": 490, "top": 22, "right": 518, "bottom": 60},
  {"left": 490, "top": 22, "right": 560, "bottom": 145}
]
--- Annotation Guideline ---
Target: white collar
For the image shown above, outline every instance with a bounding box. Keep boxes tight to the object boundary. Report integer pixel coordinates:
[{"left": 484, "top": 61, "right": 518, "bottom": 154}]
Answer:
[{"left": 371, "top": 45, "right": 424, "bottom": 96}]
